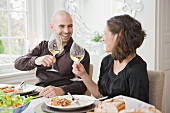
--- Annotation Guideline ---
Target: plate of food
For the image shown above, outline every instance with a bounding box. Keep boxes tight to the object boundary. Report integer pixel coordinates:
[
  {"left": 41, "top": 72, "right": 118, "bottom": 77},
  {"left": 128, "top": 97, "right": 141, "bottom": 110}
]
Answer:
[
  {"left": 0, "top": 84, "right": 37, "bottom": 94},
  {"left": 45, "top": 95, "right": 95, "bottom": 110}
]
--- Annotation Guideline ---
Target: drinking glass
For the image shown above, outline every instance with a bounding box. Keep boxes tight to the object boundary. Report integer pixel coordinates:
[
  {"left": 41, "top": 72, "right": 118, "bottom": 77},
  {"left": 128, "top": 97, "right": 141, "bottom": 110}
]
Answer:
[
  {"left": 70, "top": 42, "right": 85, "bottom": 81},
  {"left": 46, "top": 34, "right": 62, "bottom": 72}
]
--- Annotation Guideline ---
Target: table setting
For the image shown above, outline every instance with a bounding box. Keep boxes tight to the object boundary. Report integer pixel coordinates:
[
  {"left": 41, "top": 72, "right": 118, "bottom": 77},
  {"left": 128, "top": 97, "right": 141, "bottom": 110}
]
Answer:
[
  {"left": 1, "top": 83, "right": 162, "bottom": 113},
  {"left": 25, "top": 94, "right": 105, "bottom": 113},
  {"left": 0, "top": 83, "right": 100, "bottom": 113}
]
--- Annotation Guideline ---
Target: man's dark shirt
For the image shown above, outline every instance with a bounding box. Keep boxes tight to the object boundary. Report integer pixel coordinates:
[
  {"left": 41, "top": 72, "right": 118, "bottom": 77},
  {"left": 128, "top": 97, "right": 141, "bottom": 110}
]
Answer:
[{"left": 14, "top": 38, "right": 90, "bottom": 94}]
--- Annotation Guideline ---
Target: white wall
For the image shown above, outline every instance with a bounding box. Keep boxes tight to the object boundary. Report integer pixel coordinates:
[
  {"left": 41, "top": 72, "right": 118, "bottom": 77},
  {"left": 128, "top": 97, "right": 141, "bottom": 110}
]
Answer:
[
  {"left": 135, "top": 0, "right": 156, "bottom": 70},
  {"left": 80, "top": 0, "right": 156, "bottom": 70}
]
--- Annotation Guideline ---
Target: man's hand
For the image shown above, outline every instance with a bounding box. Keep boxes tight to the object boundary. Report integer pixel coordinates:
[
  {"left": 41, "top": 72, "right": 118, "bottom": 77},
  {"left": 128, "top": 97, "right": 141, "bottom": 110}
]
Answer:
[
  {"left": 35, "top": 55, "right": 56, "bottom": 67},
  {"left": 39, "top": 86, "right": 65, "bottom": 98}
]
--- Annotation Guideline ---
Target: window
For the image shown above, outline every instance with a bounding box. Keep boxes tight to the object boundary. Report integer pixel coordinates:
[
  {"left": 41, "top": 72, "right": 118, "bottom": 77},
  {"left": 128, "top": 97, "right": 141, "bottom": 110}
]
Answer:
[
  {"left": 0, "top": 0, "right": 49, "bottom": 76},
  {"left": 0, "top": 0, "right": 28, "bottom": 74}
]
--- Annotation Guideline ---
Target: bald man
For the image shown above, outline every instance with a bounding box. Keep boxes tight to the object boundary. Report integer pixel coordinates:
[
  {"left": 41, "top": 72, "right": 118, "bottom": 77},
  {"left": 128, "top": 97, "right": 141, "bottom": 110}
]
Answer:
[{"left": 14, "top": 10, "right": 90, "bottom": 98}]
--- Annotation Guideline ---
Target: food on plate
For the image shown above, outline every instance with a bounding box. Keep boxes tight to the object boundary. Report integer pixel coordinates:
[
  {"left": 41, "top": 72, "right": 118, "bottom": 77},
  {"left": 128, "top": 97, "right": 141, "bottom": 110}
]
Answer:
[
  {"left": 51, "top": 96, "right": 72, "bottom": 107},
  {"left": 0, "top": 91, "right": 32, "bottom": 109},
  {"left": 94, "top": 97, "right": 125, "bottom": 113},
  {"left": 0, "top": 86, "right": 15, "bottom": 93},
  {"left": 0, "top": 86, "right": 23, "bottom": 93}
]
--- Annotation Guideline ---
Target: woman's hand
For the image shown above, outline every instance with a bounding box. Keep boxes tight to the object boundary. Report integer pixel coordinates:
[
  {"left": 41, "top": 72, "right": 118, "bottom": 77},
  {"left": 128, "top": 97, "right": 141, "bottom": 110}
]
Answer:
[{"left": 72, "top": 62, "right": 87, "bottom": 78}]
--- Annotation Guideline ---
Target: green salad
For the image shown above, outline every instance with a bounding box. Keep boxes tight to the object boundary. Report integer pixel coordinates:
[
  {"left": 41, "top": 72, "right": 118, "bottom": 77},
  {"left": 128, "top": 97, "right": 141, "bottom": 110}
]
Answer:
[{"left": 0, "top": 91, "right": 32, "bottom": 109}]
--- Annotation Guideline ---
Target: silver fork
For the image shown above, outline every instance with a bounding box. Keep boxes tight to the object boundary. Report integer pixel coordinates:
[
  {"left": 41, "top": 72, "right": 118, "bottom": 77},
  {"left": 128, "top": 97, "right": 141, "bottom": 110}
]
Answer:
[
  {"left": 67, "top": 92, "right": 80, "bottom": 105},
  {"left": 74, "top": 96, "right": 108, "bottom": 102},
  {"left": 16, "top": 81, "right": 25, "bottom": 90}
]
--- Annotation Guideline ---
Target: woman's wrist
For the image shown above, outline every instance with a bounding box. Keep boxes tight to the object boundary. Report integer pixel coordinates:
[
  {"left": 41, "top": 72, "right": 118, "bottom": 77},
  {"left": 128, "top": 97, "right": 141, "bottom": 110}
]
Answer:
[{"left": 80, "top": 72, "right": 88, "bottom": 79}]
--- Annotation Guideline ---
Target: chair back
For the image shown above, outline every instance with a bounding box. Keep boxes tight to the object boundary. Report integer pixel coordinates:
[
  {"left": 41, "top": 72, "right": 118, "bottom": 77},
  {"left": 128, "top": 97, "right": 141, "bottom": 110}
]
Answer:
[
  {"left": 84, "top": 64, "right": 93, "bottom": 96},
  {"left": 148, "top": 70, "right": 165, "bottom": 110}
]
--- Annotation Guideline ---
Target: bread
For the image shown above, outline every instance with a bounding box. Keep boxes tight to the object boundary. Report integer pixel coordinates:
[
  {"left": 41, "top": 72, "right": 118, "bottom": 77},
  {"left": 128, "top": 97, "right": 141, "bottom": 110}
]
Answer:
[
  {"left": 132, "top": 107, "right": 162, "bottom": 113},
  {"left": 94, "top": 97, "right": 125, "bottom": 113},
  {"left": 93, "top": 97, "right": 162, "bottom": 113}
]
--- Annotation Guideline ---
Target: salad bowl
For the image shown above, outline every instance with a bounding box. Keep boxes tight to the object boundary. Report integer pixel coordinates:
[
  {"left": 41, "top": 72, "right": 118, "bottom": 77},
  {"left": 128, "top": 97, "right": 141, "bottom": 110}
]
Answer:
[
  {"left": 0, "top": 92, "right": 32, "bottom": 113},
  {"left": 13, "top": 96, "right": 31, "bottom": 113}
]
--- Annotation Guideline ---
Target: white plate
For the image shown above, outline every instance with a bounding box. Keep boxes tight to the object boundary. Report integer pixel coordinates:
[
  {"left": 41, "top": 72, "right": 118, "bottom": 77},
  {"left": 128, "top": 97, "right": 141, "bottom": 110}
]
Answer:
[
  {"left": 0, "top": 84, "right": 13, "bottom": 88},
  {"left": 45, "top": 95, "right": 95, "bottom": 110},
  {"left": 15, "top": 84, "right": 37, "bottom": 94},
  {"left": 0, "top": 84, "right": 37, "bottom": 94}
]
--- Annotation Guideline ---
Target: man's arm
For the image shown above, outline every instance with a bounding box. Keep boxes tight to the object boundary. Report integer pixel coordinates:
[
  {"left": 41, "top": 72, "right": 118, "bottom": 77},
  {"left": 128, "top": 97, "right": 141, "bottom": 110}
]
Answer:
[{"left": 14, "top": 41, "right": 47, "bottom": 71}]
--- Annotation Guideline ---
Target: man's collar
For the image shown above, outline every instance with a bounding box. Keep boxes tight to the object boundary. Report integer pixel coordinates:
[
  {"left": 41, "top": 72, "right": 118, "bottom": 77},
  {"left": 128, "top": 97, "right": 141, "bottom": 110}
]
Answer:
[{"left": 64, "top": 37, "right": 73, "bottom": 49}]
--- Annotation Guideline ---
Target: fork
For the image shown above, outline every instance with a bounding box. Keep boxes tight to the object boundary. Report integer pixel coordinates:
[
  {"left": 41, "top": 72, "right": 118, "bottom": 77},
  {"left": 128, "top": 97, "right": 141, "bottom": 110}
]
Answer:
[
  {"left": 67, "top": 92, "right": 80, "bottom": 105},
  {"left": 75, "top": 96, "right": 108, "bottom": 102},
  {"left": 16, "top": 81, "right": 25, "bottom": 90}
]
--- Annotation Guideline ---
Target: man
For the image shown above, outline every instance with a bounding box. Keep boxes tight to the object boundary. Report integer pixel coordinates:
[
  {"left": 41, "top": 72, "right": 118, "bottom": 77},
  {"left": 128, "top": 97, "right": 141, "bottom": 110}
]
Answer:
[{"left": 14, "top": 10, "right": 90, "bottom": 98}]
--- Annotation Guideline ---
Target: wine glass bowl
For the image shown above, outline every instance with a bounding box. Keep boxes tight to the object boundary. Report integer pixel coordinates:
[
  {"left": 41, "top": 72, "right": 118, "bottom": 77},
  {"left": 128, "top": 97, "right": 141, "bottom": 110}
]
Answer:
[
  {"left": 70, "top": 42, "right": 85, "bottom": 81},
  {"left": 70, "top": 42, "right": 85, "bottom": 63},
  {"left": 46, "top": 34, "right": 62, "bottom": 72}
]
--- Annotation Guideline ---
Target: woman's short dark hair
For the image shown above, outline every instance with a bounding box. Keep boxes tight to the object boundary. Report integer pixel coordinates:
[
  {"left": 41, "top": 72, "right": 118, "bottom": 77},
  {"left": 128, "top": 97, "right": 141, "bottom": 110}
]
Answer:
[{"left": 107, "top": 14, "right": 146, "bottom": 63}]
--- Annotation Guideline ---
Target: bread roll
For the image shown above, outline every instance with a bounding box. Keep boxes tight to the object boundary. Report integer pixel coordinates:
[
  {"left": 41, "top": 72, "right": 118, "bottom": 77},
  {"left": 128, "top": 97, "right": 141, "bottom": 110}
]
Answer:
[{"left": 94, "top": 98, "right": 125, "bottom": 113}]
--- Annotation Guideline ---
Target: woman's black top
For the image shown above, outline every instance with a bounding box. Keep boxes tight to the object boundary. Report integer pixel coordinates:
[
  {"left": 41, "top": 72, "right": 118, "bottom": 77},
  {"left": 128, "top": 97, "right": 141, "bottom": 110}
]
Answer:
[{"left": 98, "top": 54, "right": 149, "bottom": 103}]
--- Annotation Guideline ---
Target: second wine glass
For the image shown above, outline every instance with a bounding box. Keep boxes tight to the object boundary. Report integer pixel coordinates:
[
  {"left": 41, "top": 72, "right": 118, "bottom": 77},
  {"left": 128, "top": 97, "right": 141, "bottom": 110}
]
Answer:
[
  {"left": 70, "top": 42, "right": 85, "bottom": 81},
  {"left": 46, "top": 34, "right": 62, "bottom": 72}
]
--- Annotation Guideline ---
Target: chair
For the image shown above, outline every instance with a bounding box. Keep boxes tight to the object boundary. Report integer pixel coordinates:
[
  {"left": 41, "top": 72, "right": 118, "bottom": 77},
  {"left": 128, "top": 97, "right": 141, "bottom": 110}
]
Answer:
[
  {"left": 84, "top": 64, "right": 93, "bottom": 96},
  {"left": 148, "top": 70, "right": 165, "bottom": 110}
]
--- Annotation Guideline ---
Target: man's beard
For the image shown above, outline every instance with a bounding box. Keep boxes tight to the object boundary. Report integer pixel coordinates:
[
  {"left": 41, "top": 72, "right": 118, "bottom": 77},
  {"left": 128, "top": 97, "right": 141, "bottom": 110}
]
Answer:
[{"left": 62, "top": 37, "right": 70, "bottom": 43}]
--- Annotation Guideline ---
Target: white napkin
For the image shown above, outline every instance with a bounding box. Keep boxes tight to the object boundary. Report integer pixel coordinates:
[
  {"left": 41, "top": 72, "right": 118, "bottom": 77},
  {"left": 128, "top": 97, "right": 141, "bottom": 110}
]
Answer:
[{"left": 111, "top": 95, "right": 155, "bottom": 113}]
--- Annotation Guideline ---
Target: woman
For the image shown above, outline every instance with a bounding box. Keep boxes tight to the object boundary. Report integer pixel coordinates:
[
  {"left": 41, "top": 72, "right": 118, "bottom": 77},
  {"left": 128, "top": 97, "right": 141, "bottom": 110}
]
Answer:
[{"left": 72, "top": 15, "right": 149, "bottom": 103}]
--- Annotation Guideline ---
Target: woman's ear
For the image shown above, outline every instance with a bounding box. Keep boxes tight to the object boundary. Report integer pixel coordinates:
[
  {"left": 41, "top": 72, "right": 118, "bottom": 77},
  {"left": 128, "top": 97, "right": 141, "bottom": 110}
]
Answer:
[
  {"left": 112, "top": 34, "right": 118, "bottom": 41},
  {"left": 118, "top": 29, "right": 123, "bottom": 37}
]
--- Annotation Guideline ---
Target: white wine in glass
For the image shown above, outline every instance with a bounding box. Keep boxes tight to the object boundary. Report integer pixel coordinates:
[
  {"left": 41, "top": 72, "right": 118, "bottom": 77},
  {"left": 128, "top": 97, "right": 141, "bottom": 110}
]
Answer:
[
  {"left": 70, "top": 42, "right": 85, "bottom": 81},
  {"left": 70, "top": 55, "right": 84, "bottom": 62},
  {"left": 46, "top": 34, "right": 62, "bottom": 72}
]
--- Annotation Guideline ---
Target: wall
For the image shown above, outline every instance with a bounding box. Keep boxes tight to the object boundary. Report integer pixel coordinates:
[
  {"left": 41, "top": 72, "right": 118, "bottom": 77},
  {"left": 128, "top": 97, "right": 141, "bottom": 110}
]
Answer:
[{"left": 80, "top": 0, "right": 156, "bottom": 70}]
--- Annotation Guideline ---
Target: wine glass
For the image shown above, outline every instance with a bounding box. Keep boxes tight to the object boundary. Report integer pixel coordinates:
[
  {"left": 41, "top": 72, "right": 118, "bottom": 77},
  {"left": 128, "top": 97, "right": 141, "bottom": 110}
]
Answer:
[
  {"left": 46, "top": 34, "right": 62, "bottom": 72},
  {"left": 70, "top": 42, "right": 85, "bottom": 81}
]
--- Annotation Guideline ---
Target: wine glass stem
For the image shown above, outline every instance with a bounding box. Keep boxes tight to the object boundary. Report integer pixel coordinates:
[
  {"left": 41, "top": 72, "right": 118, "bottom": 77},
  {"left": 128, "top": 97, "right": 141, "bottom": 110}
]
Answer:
[
  {"left": 52, "top": 54, "right": 56, "bottom": 69},
  {"left": 52, "top": 64, "right": 54, "bottom": 69},
  {"left": 74, "top": 61, "right": 80, "bottom": 78}
]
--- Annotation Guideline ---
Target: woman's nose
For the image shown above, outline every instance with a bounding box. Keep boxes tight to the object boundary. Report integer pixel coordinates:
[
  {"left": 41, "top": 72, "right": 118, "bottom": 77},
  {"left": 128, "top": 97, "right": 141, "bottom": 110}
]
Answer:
[{"left": 102, "top": 36, "right": 105, "bottom": 41}]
